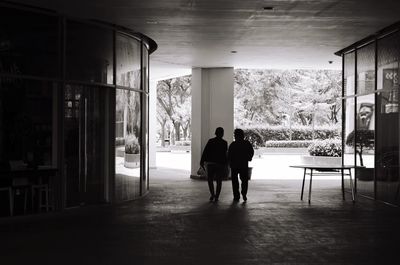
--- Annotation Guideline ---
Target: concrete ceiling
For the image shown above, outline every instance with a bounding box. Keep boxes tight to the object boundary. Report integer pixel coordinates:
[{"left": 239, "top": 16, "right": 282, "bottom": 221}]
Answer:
[{"left": 9, "top": 0, "right": 400, "bottom": 79}]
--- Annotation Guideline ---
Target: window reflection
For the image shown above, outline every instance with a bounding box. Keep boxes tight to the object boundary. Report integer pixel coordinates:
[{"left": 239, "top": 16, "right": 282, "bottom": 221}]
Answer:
[
  {"left": 66, "top": 21, "right": 113, "bottom": 84},
  {"left": 0, "top": 78, "right": 55, "bottom": 166},
  {"left": 116, "top": 34, "right": 141, "bottom": 89},
  {"left": 376, "top": 32, "right": 400, "bottom": 204},
  {"left": 0, "top": 7, "right": 59, "bottom": 78},
  {"left": 115, "top": 89, "right": 141, "bottom": 201}
]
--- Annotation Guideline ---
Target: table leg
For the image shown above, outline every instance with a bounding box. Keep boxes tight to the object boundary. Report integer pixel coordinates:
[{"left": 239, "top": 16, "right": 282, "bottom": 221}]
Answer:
[
  {"left": 341, "top": 169, "right": 345, "bottom": 200},
  {"left": 308, "top": 169, "right": 313, "bottom": 204},
  {"left": 301, "top": 168, "right": 306, "bottom": 200},
  {"left": 349, "top": 169, "right": 355, "bottom": 202},
  {"left": 354, "top": 169, "right": 357, "bottom": 195}
]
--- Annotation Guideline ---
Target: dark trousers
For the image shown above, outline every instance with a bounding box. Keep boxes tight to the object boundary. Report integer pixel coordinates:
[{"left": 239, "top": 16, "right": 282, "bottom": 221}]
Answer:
[
  {"left": 231, "top": 168, "right": 249, "bottom": 199},
  {"left": 207, "top": 163, "right": 224, "bottom": 198}
]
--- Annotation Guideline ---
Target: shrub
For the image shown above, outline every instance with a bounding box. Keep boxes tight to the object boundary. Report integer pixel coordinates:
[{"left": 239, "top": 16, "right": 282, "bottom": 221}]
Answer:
[
  {"left": 125, "top": 135, "right": 140, "bottom": 154},
  {"left": 115, "top": 137, "right": 125, "bottom": 146},
  {"left": 307, "top": 139, "right": 342, "bottom": 157},
  {"left": 265, "top": 140, "right": 313, "bottom": 148},
  {"left": 243, "top": 129, "right": 263, "bottom": 148},
  {"left": 345, "top": 129, "right": 374, "bottom": 166},
  {"left": 239, "top": 125, "right": 341, "bottom": 147},
  {"left": 175, "top": 140, "right": 191, "bottom": 146}
]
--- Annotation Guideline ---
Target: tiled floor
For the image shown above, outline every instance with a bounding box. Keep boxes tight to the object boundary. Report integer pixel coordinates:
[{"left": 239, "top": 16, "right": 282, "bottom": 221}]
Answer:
[{"left": 0, "top": 167, "right": 399, "bottom": 265}]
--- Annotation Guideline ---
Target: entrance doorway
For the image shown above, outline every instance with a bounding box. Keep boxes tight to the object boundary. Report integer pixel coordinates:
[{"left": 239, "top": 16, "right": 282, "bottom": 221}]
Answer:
[{"left": 64, "top": 84, "right": 106, "bottom": 207}]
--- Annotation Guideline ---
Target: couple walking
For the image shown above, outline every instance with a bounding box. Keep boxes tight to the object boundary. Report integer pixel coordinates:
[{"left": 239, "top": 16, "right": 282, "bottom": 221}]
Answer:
[{"left": 200, "top": 127, "right": 254, "bottom": 202}]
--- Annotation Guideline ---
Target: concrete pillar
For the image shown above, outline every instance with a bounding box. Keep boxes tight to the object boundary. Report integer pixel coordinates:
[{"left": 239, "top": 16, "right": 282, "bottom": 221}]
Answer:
[
  {"left": 191, "top": 67, "right": 234, "bottom": 177},
  {"left": 149, "top": 80, "right": 157, "bottom": 168}
]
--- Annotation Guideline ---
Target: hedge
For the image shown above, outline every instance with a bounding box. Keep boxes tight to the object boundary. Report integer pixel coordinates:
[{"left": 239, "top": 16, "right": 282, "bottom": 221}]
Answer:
[
  {"left": 265, "top": 140, "right": 314, "bottom": 148},
  {"left": 242, "top": 125, "right": 340, "bottom": 147}
]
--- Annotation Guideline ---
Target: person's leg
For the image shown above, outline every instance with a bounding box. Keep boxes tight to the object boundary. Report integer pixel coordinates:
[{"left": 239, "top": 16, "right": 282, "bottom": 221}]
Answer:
[
  {"left": 239, "top": 168, "right": 249, "bottom": 201},
  {"left": 231, "top": 168, "right": 240, "bottom": 200},
  {"left": 214, "top": 164, "right": 224, "bottom": 201},
  {"left": 207, "top": 164, "right": 216, "bottom": 200}
]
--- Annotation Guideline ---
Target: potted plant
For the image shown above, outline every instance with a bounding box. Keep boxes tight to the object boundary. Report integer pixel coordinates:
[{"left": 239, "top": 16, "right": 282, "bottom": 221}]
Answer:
[
  {"left": 301, "top": 138, "right": 342, "bottom": 165},
  {"left": 345, "top": 129, "right": 374, "bottom": 180},
  {"left": 124, "top": 135, "right": 140, "bottom": 168}
]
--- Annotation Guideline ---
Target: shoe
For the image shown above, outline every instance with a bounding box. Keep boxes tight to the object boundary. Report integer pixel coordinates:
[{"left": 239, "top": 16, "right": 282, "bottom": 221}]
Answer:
[
  {"left": 209, "top": 195, "right": 215, "bottom": 201},
  {"left": 243, "top": 195, "right": 247, "bottom": 201},
  {"left": 214, "top": 197, "right": 219, "bottom": 202},
  {"left": 233, "top": 197, "right": 240, "bottom": 202}
]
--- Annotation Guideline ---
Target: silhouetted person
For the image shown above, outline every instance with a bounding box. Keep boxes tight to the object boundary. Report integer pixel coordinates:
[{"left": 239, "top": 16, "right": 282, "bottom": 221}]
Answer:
[
  {"left": 228, "top": 129, "right": 254, "bottom": 202},
  {"left": 200, "top": 127, "right": 228, "bottom": 202}
]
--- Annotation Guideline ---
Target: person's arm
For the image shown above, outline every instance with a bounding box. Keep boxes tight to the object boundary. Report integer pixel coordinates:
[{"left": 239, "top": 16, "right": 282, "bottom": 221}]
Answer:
[{"left": 248, "top": 141, "right": 254, "bottom": 161}]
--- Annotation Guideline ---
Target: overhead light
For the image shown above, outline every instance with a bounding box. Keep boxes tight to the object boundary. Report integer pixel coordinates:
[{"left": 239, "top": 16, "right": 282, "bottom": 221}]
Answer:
[{"left": 263, "top": 6, "right": 275, "bottom": 10}]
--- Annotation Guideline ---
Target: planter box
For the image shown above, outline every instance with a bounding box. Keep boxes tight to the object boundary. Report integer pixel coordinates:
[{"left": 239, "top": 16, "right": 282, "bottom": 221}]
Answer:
[
  {"left": 301, "top": 155, "right": 341, "bottom": 166},
  {"left": 124, "top": 153, "right": 140, "bottom": 168}
]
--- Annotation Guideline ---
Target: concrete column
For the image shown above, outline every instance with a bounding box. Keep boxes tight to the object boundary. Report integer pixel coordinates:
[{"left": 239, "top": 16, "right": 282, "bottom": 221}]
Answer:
[
  {"left": 191, "top": 67, "right": 234, "bottom": 177},
  {"left": 149, "top": 80, "right": 157, "bottom": 168}
]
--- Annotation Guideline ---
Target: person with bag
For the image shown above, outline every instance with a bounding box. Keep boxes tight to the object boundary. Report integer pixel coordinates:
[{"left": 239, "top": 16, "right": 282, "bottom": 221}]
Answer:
[
  {"left": 228, "top": 128, "right": 254, "bottom": 202},
  {"left": 200, "top": 127, "right": 228, "bottom": 202}
]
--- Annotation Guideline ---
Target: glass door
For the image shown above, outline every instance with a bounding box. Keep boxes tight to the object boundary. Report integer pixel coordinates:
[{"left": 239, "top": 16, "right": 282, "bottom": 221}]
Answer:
[{"left": 64, "top": 84, "right": 106, "bottom": 207}]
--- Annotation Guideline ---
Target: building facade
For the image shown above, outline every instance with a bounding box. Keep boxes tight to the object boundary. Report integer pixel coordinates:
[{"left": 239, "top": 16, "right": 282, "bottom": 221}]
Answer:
[
  {"left": 0, "top": 3, "right": 157, "bottom": 214},
  {"left": 337, "top": 22, "right": 400, "bottom": 206}
]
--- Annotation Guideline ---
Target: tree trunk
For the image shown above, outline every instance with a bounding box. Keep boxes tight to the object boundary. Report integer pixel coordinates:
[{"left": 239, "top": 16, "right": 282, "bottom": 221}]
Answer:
[
  {"left": 160, "top": 123, "right": 166, "bottom": 147},
  {"left": 173, "top": 122, "right": 181, "bottom": 141}
]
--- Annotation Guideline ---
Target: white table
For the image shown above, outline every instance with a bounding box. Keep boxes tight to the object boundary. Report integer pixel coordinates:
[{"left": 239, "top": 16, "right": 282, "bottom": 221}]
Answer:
[{"left": 290, "top": 164, "right": 362, "bottom": 203}]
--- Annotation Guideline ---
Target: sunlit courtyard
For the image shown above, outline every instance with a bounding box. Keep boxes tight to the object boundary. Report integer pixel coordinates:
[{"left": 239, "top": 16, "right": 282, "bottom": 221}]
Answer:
[{"left": 155, "top": 151, "right": 367, "bottom": 180}]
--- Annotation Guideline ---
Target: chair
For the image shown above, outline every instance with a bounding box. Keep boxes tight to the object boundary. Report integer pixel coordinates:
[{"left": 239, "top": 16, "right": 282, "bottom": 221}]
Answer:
[
  {"left": 31, "top": 183, "right": 51, "bottom": 212},
  {"left": 9, "top": 160, "right": 29, "bottom": 214}
]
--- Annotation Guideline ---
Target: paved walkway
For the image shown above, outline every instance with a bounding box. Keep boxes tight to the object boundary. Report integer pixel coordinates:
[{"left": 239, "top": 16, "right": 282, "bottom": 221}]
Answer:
[
  {"left": 0, "top": 167, "right": 399, "bottom": 265},
  {"left": 156, "top": 151, "right": 344, "bottom": 179}
]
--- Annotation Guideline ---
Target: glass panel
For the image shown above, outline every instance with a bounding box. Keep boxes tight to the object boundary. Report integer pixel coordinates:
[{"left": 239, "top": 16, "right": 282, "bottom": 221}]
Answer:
[
  {"left": 64, "top": 84, "right": 106, "bottom": 207},
  {"left": 0, "top": 7, "right": 59, "bottom": 78},
  {"left": 66, "top": 21, "right": 114, "bottom": 84},
  {"left": 0, "top": 78, "right": 55, "bottom": 166},
  {"left": 116, "top": 34, "right": 141, "bottom": 89},
  {"left": 344, "top": 98, "right": 355, "bottom": 166},
  {"left": 344, "top": 52, "right": 355, "bottom": 96},
  {"left": 376, "top": 32, "right": 400, "bottom": 205},
  {"left": 143, "top": 44, "right": 149, "bottom": 92},
  {"left": 142, "top": 93, "right": 149, "bottom": 193},
  {"left": 115, "top": 89, "right": 141, "bottom": 201},
  {"left": 357, "top": 44, "right": 375, "bottom": 95},
  {"left": 355, "top": 94, "right": 375, "bottom": 198}
]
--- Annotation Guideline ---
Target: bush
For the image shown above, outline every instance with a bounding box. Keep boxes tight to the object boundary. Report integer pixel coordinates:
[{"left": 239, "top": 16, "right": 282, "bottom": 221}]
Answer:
[
  {"left": 115, "top": 137, "right": 125, "bottom": 146},
  {"left": 265, "top": 140, "right": 313, "bottom": 148},
  {"left": 307, "top": 139, "right": 342, "bottom": 157},
  {"left": 239, "top": 125, "right": 340, "bottom": 147},
  {"left": 125, "top": 135, "right": 140, "bottom": 154},
  {"left": 175, "top": 140, "right": 191, "bottom": 146},
  {"left": 243, "top": 129, "right": 263, "bottom": 148}
]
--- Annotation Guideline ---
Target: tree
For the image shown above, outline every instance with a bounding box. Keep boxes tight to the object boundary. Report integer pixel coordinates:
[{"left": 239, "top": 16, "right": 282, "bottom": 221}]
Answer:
[
  {"left": 157, "top": 75, "right": 191, "bottom": 142},
  {"left": 345, "top": 129, "right": 375, "bottom": 166}
]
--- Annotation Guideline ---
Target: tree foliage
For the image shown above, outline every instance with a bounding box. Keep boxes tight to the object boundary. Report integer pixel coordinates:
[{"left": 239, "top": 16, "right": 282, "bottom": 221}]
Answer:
[
  {"left": 157, "top": 75, "right": 191, "bottom": 143},
  {"left": 234, "top": 69, "right": 342, "bottom": 128},
  {"left": 156, "top": 70, "right": 341, "bottom": 144}
]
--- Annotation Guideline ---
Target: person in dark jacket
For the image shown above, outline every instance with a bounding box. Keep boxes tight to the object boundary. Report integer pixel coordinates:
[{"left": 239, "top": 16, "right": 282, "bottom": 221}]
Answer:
[
  {"left": 228, "top": 128, "right": 254, "bottom": 202},
  {"left": 200, "top": 127, "right": 228, "bottom": 202}
]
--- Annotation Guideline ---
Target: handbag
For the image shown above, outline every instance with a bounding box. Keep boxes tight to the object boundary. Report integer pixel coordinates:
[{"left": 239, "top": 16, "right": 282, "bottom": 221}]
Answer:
[{"left": 197, "top": 166, "right": 206, "bottom": 177}]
